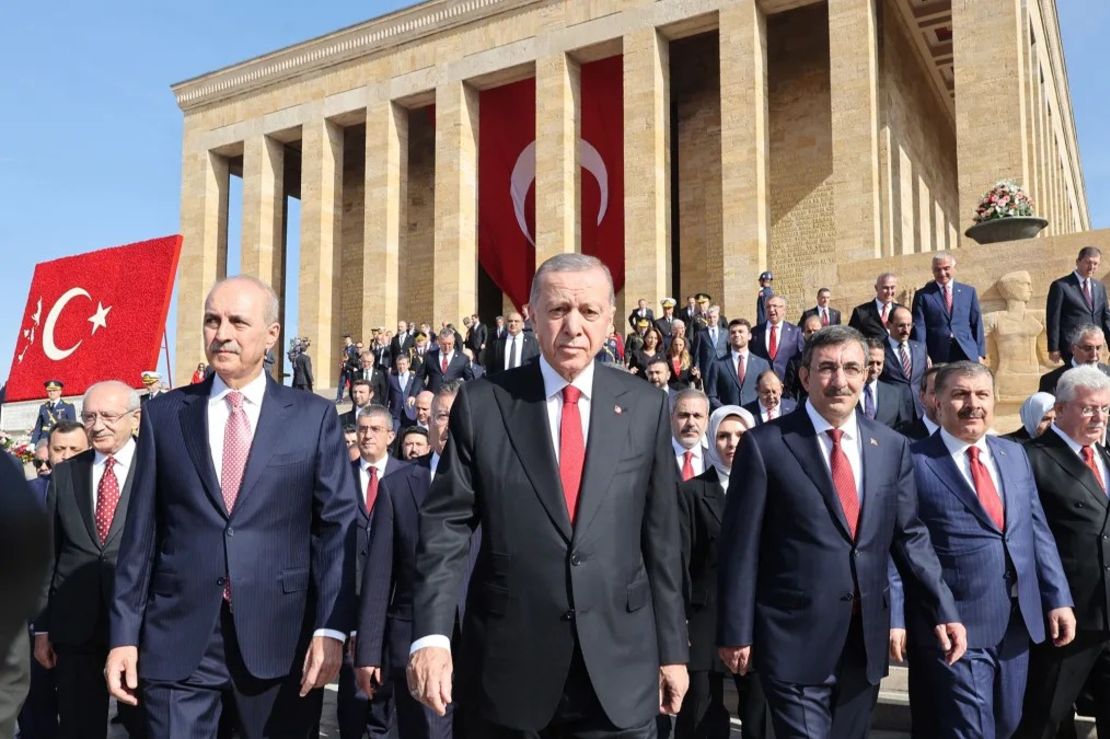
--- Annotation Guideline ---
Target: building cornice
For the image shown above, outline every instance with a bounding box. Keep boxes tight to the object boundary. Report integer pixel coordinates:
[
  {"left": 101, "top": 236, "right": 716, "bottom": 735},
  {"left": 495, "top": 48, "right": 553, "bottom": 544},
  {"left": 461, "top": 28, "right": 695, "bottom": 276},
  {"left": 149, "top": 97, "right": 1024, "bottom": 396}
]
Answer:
[{"left": 171, "top": 0, "right": 543, "bottom": 112}]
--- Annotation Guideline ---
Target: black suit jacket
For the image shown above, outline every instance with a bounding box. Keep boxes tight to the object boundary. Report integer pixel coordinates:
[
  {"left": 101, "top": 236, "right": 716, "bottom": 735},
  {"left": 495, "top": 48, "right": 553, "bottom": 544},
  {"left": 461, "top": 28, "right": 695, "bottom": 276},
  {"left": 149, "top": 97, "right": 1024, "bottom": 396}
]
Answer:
[
  {"left": 860, "top": 380, "right": 915, "bottom": 430},
  {"left": 896, "top": 417, "right": 935, "bottom": 442},
  {"left": 487, "top": 332, "right": 540, "bottom": 375},
  {"left": 1038, "top": 362, "right": 1110, "bottom": 394},
  {"left": 0, "top": 455, "right": 48, "bottom": 647},
  {"left": 742, "top": 397, "right": 798, "bottom": 425},
  {"left": 37, "top": 448, "right": 136, "bottom": 647},
  {"left": 390, "top": 333, "right": 415, "bottom": 359},
  {"left": 291, "top": 352, "right": 313, "bottom": 389},
  {"left": 849, "top": 301, "right": 903, "bottom": 341},
  {"left": 799, "top": 306, "right": 842, "bottom": 327},
  {"left": 414, "top": 362, "right": 688, "bottom": 729},
  {"left": 628, "top": 308, "right": 655, "bottom": 330},
  {"left": 678, "top": 467, "right": 729, "bottom": 672},
  {"left": 420, "top": 350, "right": 473, "bottom": 393},
  {"left": 1046, "top": 273, "right": 1110, "bottom": 356},
  {"left": 352, "top": 366, "right": 389, "bottom": 407},
  {"left": 1025, "top": 431, "right": 1110, "bottom": 631},
  {"left": 349, "top": 458, "right": 407, "bottom": 598}
]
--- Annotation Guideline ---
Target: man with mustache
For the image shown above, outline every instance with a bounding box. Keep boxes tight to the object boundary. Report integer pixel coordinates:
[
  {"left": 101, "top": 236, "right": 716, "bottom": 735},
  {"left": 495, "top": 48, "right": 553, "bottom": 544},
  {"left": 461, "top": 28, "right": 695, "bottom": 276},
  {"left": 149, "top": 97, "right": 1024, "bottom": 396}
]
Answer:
[
  {"left": 718, "top": 325, "right": 965, "bottom": 739},
  {"left": 889, "top": 361, "right": 1074, "bottom": 738}
]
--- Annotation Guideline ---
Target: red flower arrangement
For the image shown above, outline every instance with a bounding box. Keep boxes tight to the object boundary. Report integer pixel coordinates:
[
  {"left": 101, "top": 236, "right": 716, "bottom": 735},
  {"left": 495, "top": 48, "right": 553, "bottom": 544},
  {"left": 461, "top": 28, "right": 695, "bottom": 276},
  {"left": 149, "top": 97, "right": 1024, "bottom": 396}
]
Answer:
[{"left": 0, "top": 431, "right": 34, "bottom": 463}]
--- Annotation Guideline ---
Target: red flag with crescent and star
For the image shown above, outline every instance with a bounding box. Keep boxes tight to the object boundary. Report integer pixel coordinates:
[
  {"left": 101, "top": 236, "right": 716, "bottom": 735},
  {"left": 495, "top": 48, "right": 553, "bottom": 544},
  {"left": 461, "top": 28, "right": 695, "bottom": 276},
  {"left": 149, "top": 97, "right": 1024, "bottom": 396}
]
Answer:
[
  {"left": 478, "top": 55, "right": 624, "bottom": 310},
  {"left": 6, "top": 235, "right": 182, "bottom": 402}
]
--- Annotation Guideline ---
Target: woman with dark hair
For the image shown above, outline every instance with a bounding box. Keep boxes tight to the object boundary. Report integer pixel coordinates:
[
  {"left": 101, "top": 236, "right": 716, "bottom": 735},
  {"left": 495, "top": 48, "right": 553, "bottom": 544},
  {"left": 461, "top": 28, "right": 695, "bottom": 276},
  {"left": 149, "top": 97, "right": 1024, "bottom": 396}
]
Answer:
[
  {"left": 666, "top": 334, "right": 701, "bottom": 389},
  {"left": 629, "top": 327, "right": 664, "bottom": 377}
]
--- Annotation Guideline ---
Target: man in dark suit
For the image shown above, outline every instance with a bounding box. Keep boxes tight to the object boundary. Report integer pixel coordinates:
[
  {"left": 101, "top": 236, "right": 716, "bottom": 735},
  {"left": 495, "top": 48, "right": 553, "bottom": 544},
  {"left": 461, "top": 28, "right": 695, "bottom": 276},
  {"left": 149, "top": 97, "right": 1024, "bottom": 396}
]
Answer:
[
  {"left": 487, "top": 312, "right": 540, "bottom": 374},
  {"left": 756, "top": 272, "right": 774, "bottom": 326},
  {"left": 35, "top": 381, "right": 144, "bottom": 738},
  {"left": 391, "top": 321, "right": 415, "bottom": 360},
  {"left": 107, "top": 276, "right": 357, "bottom": 737},
  {"left": 694, "top": 306, "right": 729, "bottom": 371},
  {"left": 628, "top": 298, "right": 655, "bottom": 331},
  {"left": 799, "top": 287, "right": 841, "bottom": 328},
  {"left": 706, "top": 319, "right": 770, "bottom": 410},
  {"left": 718, "top": 325, "right": 966, "bottom": 739},
  {"left": 31, "top": 380, "right": 77, "bottom": 445},
  {"left": 784, "top": 315, "right": 824, "bottom": 402},
  {"left": 491, "top": 316, "right": 506, "bottom": 343},
  {"left": 654, "top": 298, "right": 678, "bottom": 342},
  {"left": 352, "top": 354, "right": 389, "bottom": 410},
  {"left": 337, "top": 407, "right": 406, "bottom": 739},
  {"left": 1017, "top": 366, "right": 1110, "bottom": 738},
  {"left": 339, "top": 379, "right": 379, "bottom": 428},
  {"left": 751, "top": 296, "right": 803, "bottom": 380},
  {"left": 465, "top": 314, "right": 488, "bottom": 364},
  {"left": 335, "top": 335, "right": 361, "bottom": 403},
  {"left": 889, "top": 362, "right": 1073, "bottom": 739},
  {"left": 420, "top": 330, "right": 473, "bottom": 393},
  {"left": 911, "top": 252, "right": 986, "bottom": 364},
  {"left": 859, "top": 338, "right": 914, "bottom": 430},
  {"left": 881, "top": 305, "right": 929, "bottom": 417},
  {"left": 848, "top": 272, "right": 901, "bottom": 341},
  {"left": 742, "top": 370, "right": 797, "bottom": 426},
  {"left": 291, "top": 338, "right": 314, "bottom": 391},
  {"left": 409, "top": 254, "right": 689, "bottom": 733},
  {"left": 387, "top": 353, "right": 420, "bottom": 426},
  {"left": 1039, "top": 324, "right": 1110, "bottom": 394},
  {"left": 681, "top": 296, "right": 699, "bottom": 325},
  {"left": 895, "top": 364, "right": 945, "bottom": 442},
  {"left": 1047, "top": 246, "right": 1110, "bottom": 365},
  {"left": 370, "top": 335, "right": 393, "bottom": 373}
]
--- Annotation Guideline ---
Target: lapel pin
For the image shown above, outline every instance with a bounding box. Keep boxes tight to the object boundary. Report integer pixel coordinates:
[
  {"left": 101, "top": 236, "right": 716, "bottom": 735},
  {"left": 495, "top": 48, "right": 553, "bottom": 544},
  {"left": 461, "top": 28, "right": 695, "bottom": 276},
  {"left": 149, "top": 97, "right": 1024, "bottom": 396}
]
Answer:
[
  {"left": 869, "top": 438, "right": 879, "bottom": 446},
  {"left": 614, "top": 405, "right": 623, "bottom": 415}
]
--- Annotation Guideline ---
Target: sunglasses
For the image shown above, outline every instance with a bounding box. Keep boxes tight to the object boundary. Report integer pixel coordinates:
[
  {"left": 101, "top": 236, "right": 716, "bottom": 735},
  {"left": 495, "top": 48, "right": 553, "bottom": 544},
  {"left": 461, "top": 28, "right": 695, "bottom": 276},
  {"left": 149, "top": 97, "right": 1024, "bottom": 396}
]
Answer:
[{"left": 32, "top": 459, "right": 49, "bottom": 469}]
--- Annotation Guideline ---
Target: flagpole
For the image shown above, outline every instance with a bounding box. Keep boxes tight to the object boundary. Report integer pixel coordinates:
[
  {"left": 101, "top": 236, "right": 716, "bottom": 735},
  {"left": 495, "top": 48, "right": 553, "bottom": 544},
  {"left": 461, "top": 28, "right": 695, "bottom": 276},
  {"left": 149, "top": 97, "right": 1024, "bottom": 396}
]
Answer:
[{"left": 162, "top": 330, "right": 173, "bottom": 388}]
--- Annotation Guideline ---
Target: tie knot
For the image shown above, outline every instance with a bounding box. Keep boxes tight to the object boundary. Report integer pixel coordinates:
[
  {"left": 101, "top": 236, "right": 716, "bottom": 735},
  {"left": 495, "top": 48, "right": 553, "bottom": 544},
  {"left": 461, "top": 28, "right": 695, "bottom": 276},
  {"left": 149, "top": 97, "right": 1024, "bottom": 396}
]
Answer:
[
  {"left": 967, "top": 446, "right": 981, "bottom": 463},
  {"left": 104, "top": 455, "right": 115, "bottom": 469},
  {"left": 226, "top": 391, "right": 244, "bottom": 411},
  {"left": 562, "top": 385, "right": 582, "bottom": 405},
  {"left": 684, "top": 450, "right": 693, "bottom": 462},
  {"left": 826, "top": 428, "right": 843, "bottom": 445},
  {"left": 369, "top": 464, "right": 378, "bottom": 479},
  {"left": 1083, "top": 446, "right": 1096, "bottom": 463}
]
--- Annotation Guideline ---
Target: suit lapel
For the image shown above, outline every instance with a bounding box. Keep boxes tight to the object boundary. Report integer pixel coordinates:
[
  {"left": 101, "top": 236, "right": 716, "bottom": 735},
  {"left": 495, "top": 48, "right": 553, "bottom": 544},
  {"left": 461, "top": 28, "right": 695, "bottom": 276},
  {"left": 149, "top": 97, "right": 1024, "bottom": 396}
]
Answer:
[
  {"left": 781, "top": 413, "right": 853, "bottom": 541},
  {"left": 986, "top": 436, "right": 1018, "bottom": 530},
  {"left": 699, "top": 477, "right": 725, "bottom": 525},
  {"left": 1040, "top": 432, "right": 1109, "bottom": 511},
  {"left": 235, "top": 378, "right": 296, "bottom": 512},
  {"left": 179, "top": 382, "right": 228, "bottom": 517},
  {"left": 351, "top": 460, "right": 370, "bottom": 526},
  {"left": 71, "top": 453, "right": 99, "bottom": 547},
  {"left": 858, "top": 419, "right": 886, "bottom": 540},
  {"left": 574, "top": 368, "right": 631, "bottom": 540},
  {"left": 494, "top": 365, "right": 572, "bottom": 541},
  {"left": 920, "top": 434, "right": 999, "bottom": 532}
]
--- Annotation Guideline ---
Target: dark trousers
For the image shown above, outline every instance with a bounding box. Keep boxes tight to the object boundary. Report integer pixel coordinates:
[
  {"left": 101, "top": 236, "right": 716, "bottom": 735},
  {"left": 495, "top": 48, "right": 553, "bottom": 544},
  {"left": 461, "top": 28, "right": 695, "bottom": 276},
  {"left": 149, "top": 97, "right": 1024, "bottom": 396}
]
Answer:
[
  {"left": 336, "top": 651, "right": 394, "bottom": 738},
  {"left": 391, "top": 669, "right": 455, "bottom": 739},
  {"left": 675, "top": 671, "right": 773, "bottom": 739},
  {"left": 141, "top": 604, "right": 322, "bottom": 739},
  {"left": 1015, "top": 629, "right": 1110, "bottom": 739},
  {"left": 760, "top": 617, "right": 877, "bottom": 739},
  {"left": 908, "top": 605, "right": 1029, "bottom": 739},
  {"left": 18, "top": 629, "right": 58, "bottom": 738},
  {"left": 54, "top": 644, "right": 144, "bottom": 739}
]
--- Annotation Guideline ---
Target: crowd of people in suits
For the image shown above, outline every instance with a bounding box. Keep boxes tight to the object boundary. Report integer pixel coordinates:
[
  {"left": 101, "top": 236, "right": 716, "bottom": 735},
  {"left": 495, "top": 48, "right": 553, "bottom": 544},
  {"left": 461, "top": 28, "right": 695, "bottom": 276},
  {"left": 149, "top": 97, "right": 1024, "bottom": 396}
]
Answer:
[{"left": 6, "top": 244, "right": 1110, "bottom": 739}]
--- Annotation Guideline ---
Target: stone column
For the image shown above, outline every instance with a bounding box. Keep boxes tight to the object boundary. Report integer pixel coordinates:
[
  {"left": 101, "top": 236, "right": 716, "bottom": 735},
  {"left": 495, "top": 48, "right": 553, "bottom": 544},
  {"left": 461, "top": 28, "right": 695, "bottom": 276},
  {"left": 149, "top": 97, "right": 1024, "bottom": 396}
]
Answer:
[
  {"left": 828, "top": 0, "right": 882, "bottom": 261},
  {"left": 175, "top": 146, "right": 228, "bottom": 384},
  {"left": 535, "top": 52, "right": 581, "bottom": 263},
  {"left": 241, "top": 135, "right": 286, "bottom": 378},
  {"left": 719, "top": 2, "right": 769, "bottom": 319},
  {"left": 952, "top": 0, "right": 1029, "bottom": 239},
  {"left": 433, "top": 81, "right": 479, "bottom": 324},
  {"left": 299, "top": 114, "right": 344, "bottom": 385},
  {"left": 364, "top": 100, "right": 407, "bottom": 337},
  {"left": 623, "top": 28, "right": 670, "bottom": 319}
]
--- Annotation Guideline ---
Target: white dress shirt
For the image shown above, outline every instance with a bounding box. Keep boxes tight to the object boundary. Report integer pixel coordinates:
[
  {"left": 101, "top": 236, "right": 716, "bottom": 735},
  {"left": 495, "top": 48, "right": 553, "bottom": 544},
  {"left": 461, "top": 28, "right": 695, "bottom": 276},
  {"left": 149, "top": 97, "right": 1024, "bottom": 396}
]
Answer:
[
  {"left": 209, "top": 371, "right": 344, "bottom": 644},
  {"left": 763, "top": 321, "right": 783, "bottom": 354},
  {"left": 731, "top": 350, "right": 749, "bottom": 378},
  {"left": 938, "top": 428, "right": 1003, "bottom": 497},
  {"left": 760, "top": 402, "right": 783, "bottom": 423},
  {"left": 672, "top": 437, "right": 705, "bottom": 477},
  {"left": 859, "top": 379, "right": 881, "bottom": 416},
  {"left": 504, "top": 333, "right": 523, "bottom": 371},
  {"left": 922, "top": 416, "right": 940, "bottom": 437},
  {"left": 875, "top": 299, "right": 892, "bottom": 318},
  {"left": 428, "top": 452, "right": 441, "bottom": 484},
  {"left": 91, "top": 438, "right": 136, "bottom": 511},
  {"left": 358, "top": 455, "right": 390, "bottom": 513},
  {"left": 805, "top": 400, "right": 864, "bottom": 505},
  {"left": 411, "top": 355, "right": 595, "bottom": 655},
  {"left": 1051, "top": 424, "right": 1109, "bottom": 491}
]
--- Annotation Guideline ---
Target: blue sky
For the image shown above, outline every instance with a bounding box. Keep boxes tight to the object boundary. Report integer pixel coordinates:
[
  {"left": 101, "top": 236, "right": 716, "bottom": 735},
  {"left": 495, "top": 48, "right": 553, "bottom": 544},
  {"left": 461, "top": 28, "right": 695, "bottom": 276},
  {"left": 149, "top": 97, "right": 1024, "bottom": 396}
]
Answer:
[{"left": 1, "top": 1, "right": 1106, "bottom": 387}]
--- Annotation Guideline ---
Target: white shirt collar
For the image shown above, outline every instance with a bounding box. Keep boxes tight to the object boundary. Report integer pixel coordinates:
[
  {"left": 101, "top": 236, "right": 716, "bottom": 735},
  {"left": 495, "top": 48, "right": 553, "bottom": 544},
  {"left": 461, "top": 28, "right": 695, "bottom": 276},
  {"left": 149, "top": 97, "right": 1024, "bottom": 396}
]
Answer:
[
  {"left": 360, "top": 455, "right": 389, "bottom": 476},
  {"left": 731, "top": 348, "right": 748, "bottom": 359},
  {"left": 875, "top": 299, "right": 891, "bottom": 313},
  {"left": 923, "top": 416, "right": 940, "bottom": 435},
  {"left": 804, "top": 399, "right": 860, "bottom": 442},
  {"left": 888, "top": 335, "right": 906, "bottom": 351},
  {"left": 1074, "top": 271, "right": 1090, "bottom": 285},
  {"left": 1051, "top": 423, "right": 1095, "bottom": 454},
  {"left": 430, "top": 451, "right": 441, "bottom": 473},
  {"left": 210, "top": 370, "right": 267, "bottom": 407},
  {"left": 94, "top": 437, "right": 136, "bottom": 467},
  {"left": 938, "top": 427, "right": 990, "bottom": 458},
  {"left": 672, "top": 437, "right": 704, "bottom": 458},
  {"left": 936, "top": 280, "right": 951, "bottom": 292},
  {"left": 539, "top": 355, "right": 594, "bottom": 402}
]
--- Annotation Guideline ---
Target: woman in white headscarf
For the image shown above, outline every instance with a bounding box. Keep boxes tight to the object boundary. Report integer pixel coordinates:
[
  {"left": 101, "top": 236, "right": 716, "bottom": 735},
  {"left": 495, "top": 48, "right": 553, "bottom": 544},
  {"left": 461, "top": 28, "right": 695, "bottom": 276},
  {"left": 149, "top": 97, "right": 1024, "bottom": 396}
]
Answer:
[
  {"left": 1005, "top": 392, "right": 1056, "bottom": 441},
  {"left": 675, "top": 405, "right": 771, "bottom": 739}
]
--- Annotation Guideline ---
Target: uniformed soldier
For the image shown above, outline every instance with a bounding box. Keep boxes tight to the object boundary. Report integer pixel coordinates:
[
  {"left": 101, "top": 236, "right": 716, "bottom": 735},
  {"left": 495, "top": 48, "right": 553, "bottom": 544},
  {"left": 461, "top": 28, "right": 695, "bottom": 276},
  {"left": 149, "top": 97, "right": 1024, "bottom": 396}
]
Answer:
[
  {"left": 756, "top": 270, "right": 775, "bottom": 325},
  {"left": 139, "top": 370, "right": 165, "bottom": 405},
  {"left": 30, "top": 380, "right": 76, "bottom": 444},
  {"left": 692, "top": 293, "right": 713, "bottom": 332}
]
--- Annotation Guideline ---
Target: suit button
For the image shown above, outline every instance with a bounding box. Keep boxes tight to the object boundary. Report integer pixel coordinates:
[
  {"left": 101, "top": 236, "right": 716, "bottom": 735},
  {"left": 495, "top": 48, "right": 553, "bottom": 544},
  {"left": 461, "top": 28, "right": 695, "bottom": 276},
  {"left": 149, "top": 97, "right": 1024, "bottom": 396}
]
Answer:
[
  {"left": 217, "top": 577, "right": 226, "bottom": 586},
  {"left": 225, "top": 527, "right": 234, "bottom": 537},
  {"left": 570, "top": 553, "right": 581, "bottom": 566},
  {"left": 852, "top": 549, "right": 860, "bottom": 558},
  {"left": 561, "top": 609, "right": 576, "bottom": 621},
  {"left": 841, "top": 593, "right": 854, "bottom": 601}
]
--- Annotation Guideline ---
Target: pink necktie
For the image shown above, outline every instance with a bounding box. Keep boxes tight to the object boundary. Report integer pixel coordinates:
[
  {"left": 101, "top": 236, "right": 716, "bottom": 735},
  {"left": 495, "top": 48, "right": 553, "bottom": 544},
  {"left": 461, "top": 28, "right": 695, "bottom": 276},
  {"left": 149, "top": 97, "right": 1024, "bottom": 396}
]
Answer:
[
  {"left": 560, "top": 386, "right": 585, "bottom": 524},
  {"left": 944, "top": 285, "right": 953, "bottom": 314},
  {"left": 222, "top": 391, "right": 250, "bottom": 600},
  {"left": 94, "top": 456, "right": 119, "bottom": 545},
  {"left": 441, "top": 354, "right": 448, "bottom": 373},
  {"left": 880, "top": 303, "right": 889, "bottom": 326},
  {"left": 1084, "top": 280, "right": 1094, "bottom": 311}
]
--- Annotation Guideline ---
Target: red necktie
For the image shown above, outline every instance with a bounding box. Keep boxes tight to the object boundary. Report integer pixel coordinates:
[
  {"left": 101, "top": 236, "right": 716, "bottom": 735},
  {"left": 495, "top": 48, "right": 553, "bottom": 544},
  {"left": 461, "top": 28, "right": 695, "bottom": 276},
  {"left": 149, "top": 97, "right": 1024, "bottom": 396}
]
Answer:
[
  {"left": 944, "top": 285, "right": 953, "bottom": 314},
  {"left": 94, "top": 456, "right": 120, "bottom": 545},
  {"left": 441, "top": 354, "right": 449, "bottom": 373},
  {"left": 1083, "top": 446, "right": 1105, "bottom": 493},
  {"left": 880, "top": 303, "right": 889, "bottom": 326},
  {"left": 821, "top": 309, "right": 829, "bottom": 327},
  {"left": 1084, "top": 280, "right": 1094, "bottom": 311},
  {"left": 826, "top": 429, "right": 859, "bottom": 539},
  {"left": 736, "top": 354, "right": 746, "bottom": 387},
  {"left": 560, "top": 386, "right": 585, "bottom": 524},
  {"left": 967, "top": 447, "right": 1005, "bottom": 529},
  {"left": 365, "top": 465, "right": 379, "bottom": 514},
  {"left": 681, "top": 450, "right": 694, "bottom": 482},
  {"left": 769, "top": 324, "right": 779, "bottom": 360}
]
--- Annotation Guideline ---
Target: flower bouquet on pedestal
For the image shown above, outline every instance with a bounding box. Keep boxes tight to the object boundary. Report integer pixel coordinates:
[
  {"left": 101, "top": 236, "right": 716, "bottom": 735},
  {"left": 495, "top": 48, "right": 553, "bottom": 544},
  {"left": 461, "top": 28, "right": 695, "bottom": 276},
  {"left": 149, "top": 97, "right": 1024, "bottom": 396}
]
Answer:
[{"left": 965, "top": 180, "right": 1048, "bottom": 244}]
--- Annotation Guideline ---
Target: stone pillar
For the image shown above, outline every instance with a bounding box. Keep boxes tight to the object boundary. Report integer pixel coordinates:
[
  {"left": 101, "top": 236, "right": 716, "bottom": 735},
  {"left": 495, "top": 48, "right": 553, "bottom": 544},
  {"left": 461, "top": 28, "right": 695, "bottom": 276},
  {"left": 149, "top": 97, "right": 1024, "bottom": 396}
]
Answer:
[
  {"left": 952, "top": 0, "right": 1029, "bottom": 239},
  {"left": 623, "top": 28, "right": 670, "bottom": 319},
  {"left": 433, "top": 81, "right": 479, "bottom": 324},
  {"left": 828, "top": 0, "right": 882, "bottom": 261},
  {"left": 175, "top": 146, "right": 228, "bottom": 384},
  {"left": 535, "top": 53, "right": 581, "bottom": 263},
  {"left": 299, "top": 115, "right": 344, "bottom": 385},
  {"left": 364, "top": 100, "right": 407, "bottom": 338},
  {"left": 241, "top": 135, "right": 286, "bottom": 378},
  {"left": 719, "top": 2, "right": 769, "bottom": 320}
]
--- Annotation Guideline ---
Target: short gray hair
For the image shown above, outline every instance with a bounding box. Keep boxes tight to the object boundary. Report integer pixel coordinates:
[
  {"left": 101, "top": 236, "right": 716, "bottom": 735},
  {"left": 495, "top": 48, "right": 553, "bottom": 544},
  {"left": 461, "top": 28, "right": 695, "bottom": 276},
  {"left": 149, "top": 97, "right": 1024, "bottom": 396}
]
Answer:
[
  {"left": 934, "top": 361, "right": 994, "bottom": 396},
  {"left": 799, "top": 325, "right": 868, "bottom": 373},
  {"left": 1067, "top": 323, "right": 1105, "bottom": 349},
  {"left": 355, "top": 404, "right": 393, "bottom": 428},
  {"left": 670, "top": 388, "right": 709, "bottom": 415},
  {"left": 210, "top": 275, "right": 280, "bottom": 324},
  {"left": 1055, "top": 366, "right": 1110, "bottom": 403},
  {"left": 876, "top": 272, "right": 897, "bottom": 285},
  {"left": 83, "top": 380, "right": 141, "bottom": 411},
  {"left": 529, "top": 254, "right": 615, "bottom": 309},
  {"left": 932, "top": 251, "right": 957, "bottom": 268}
]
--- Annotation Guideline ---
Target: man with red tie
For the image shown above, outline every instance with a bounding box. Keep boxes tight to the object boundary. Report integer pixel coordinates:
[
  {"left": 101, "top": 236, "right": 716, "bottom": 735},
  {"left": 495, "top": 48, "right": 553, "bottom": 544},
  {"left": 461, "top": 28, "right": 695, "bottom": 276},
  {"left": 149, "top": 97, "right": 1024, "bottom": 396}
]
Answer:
[
  {"left": 799, "top": 288, "right": 842, "bottom": 328},
  {"left": 751, "top": 296, "right": 804, "bottom": 381},
  {"left": 35, "top": 380, "right": 144, "bottom": 738},
  {"left": 408, "top": 253, "right": 689, "bottom": 735},
  {"left": 849, "top": 273, "right": 903, "bottom": 341},
  {"left": 671, "top": 390, "right": 710, "bottom": 482}
]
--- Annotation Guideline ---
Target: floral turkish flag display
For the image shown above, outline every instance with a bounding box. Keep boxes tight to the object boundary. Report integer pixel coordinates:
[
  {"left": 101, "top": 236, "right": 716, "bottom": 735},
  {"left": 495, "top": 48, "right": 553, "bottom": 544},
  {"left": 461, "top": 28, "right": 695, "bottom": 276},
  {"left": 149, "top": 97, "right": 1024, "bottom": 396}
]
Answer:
[
  {"left": 478, "top": 55, "right": 625, "bottom": 310},
  {"left": 6, "top": 235, "right": 182, "bottom": 402}
]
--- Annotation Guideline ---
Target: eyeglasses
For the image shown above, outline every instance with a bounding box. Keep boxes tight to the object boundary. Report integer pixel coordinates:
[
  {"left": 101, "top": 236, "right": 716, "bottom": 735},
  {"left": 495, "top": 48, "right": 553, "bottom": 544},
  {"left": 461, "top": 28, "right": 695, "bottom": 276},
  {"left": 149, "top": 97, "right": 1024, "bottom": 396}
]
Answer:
[
  {"left": 80, "top": 409, "right": 137, "bottom": 425},
  {"left": 32, "top": 459, "right": 48, "bottom": 469},
  {"left": 812, "top": 363, "right": 864, "bottom": 378},
  {"left": 1076, "top": 405, "right": 1110, "bottom": 418}
]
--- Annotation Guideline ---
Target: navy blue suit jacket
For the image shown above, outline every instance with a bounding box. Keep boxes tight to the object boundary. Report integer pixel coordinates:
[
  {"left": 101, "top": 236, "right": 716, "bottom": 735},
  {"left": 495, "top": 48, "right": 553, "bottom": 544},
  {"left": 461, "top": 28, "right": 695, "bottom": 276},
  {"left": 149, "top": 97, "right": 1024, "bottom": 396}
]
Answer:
[
  {"left": 694, "top": 327, "right": 729, "bottom": 370},
  {"left": 880, "top": 338, "right": 928, "bottom": 416},
  {"left": 1045, "top": 272, "right": 1110, "bottom": 356},
  {"left": 110, "top": 375, "right": 358, "bottom": 681},
  {"left": 718, "top": 407, "right": 958, "bottom": 685},
  {"left": 749, "top": 321, "right": 804, "bottom": 380},
  {"left": 350, "top": 457, "right": 408, "bottom": 597},
  {"left": 705, "top": 353, "right": 770, "bottom": 409},
  {"left": 420, "top": 350, "right": 473, "bottom": 393},
  {"left": 911, "top": 281, "right": 986, "bottom": 363},
  {"left": 891, "top": 433, "right": 1071, "bottom": 649},
  {"left": 387, "top": 372, "right": 419, "bottom": 421}
]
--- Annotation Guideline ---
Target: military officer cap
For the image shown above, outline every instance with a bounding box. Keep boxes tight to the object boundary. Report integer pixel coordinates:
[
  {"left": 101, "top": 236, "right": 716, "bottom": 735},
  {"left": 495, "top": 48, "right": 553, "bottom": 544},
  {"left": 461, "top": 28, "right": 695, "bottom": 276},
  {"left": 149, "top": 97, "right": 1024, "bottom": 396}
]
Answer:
[
  {"left": 636, "top": 318, "right": 651, "bottom": 328},
  {"left": 44, "top": 380, "right": 63, "bottom": 391},
  {"left": 141, "top": 371, "right": 161, "bottom": 385},
  {"left": 759, "top": 271, "right": 774, "bottom": 281},
  {"left": 695, "top": 293, "right": 711, "bottom": 304},
  {"left": 415, "top": 331, "right": 428, "bottom": 341},
  {"left": 661, "top": 297, "right": 676, "bottom": 308}
]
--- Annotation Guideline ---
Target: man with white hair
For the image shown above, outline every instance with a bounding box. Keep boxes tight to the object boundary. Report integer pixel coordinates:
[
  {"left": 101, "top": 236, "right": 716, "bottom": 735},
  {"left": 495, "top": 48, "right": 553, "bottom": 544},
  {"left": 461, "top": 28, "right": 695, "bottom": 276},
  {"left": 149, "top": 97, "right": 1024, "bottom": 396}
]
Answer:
[
  {"left": 1038, "top": 323, "right": 1110, "bottom": 395},
  {"left": 911, "top": 252, "right": 986, "bottom": 364}
]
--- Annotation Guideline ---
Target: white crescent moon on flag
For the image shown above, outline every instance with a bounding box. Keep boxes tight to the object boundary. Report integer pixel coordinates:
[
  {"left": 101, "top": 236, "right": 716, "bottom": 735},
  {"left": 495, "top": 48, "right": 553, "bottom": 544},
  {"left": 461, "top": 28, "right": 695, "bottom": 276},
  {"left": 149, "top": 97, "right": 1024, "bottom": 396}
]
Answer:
[
  {"left": 510, "top": 139, "right": 610, "bottom": 245},
  {"left": 42, "top": 287, "right": 90, "bottom": 361}
]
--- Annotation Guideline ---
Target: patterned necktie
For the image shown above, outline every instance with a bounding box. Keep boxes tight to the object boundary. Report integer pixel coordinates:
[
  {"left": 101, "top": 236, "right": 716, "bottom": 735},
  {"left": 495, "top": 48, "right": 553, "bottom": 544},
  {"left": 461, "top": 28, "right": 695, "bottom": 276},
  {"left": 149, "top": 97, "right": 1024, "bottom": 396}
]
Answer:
[
  {"left": 967, "top": 446, "right": 1005, "bottom": 529},
  {"left": 944, "top": 284, "right": 953, "bottom": 314},
  {"left": 826, "top": 429, "right": 859, "bottom": 539},
  {"left": 559, "top": 386, "right": 585, "bottom": 525},
  {"left": 880, "top": 303, "right": 889, "bottom": 326},
  {"left": 769, "top": 324, "right": 779, "bottom": 360},
  {"left": 900, "top": 342, "right": 912, "bottom": 378},
  {"left": 736, "top": 353, "right": 746, "bottom": 387},
  {"left": 863, "top": 384, "right": 876, "bottom": 419},
  {"left": 1083, "top": 446, "right": 1105, "bottom": 493},
  {"left": 1084, "top": 279, "right": 1094, "bottom": 311},
  {"left": 365, "top": 465, "right": 379, "bottom": 514},
  {"left": 94, "top": 456, "right": 120, "bottom": 545},
  {"left": 221, "top": 392, "right": 250, "bottom": 601},
  {"left": 681, "top": 450, "right": 694, "bottom": 482}
]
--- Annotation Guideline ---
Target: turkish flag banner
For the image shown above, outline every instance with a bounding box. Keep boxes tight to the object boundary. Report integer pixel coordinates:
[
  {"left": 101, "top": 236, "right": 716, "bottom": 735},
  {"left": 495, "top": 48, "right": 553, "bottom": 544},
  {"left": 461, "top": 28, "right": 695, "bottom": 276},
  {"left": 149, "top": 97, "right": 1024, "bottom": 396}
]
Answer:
[
  {"left": 478, "top": 56, "right": 624, "bottom": 311},
  {"left": 6, "top": 235, "right": 182, "bottom": 402}
]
